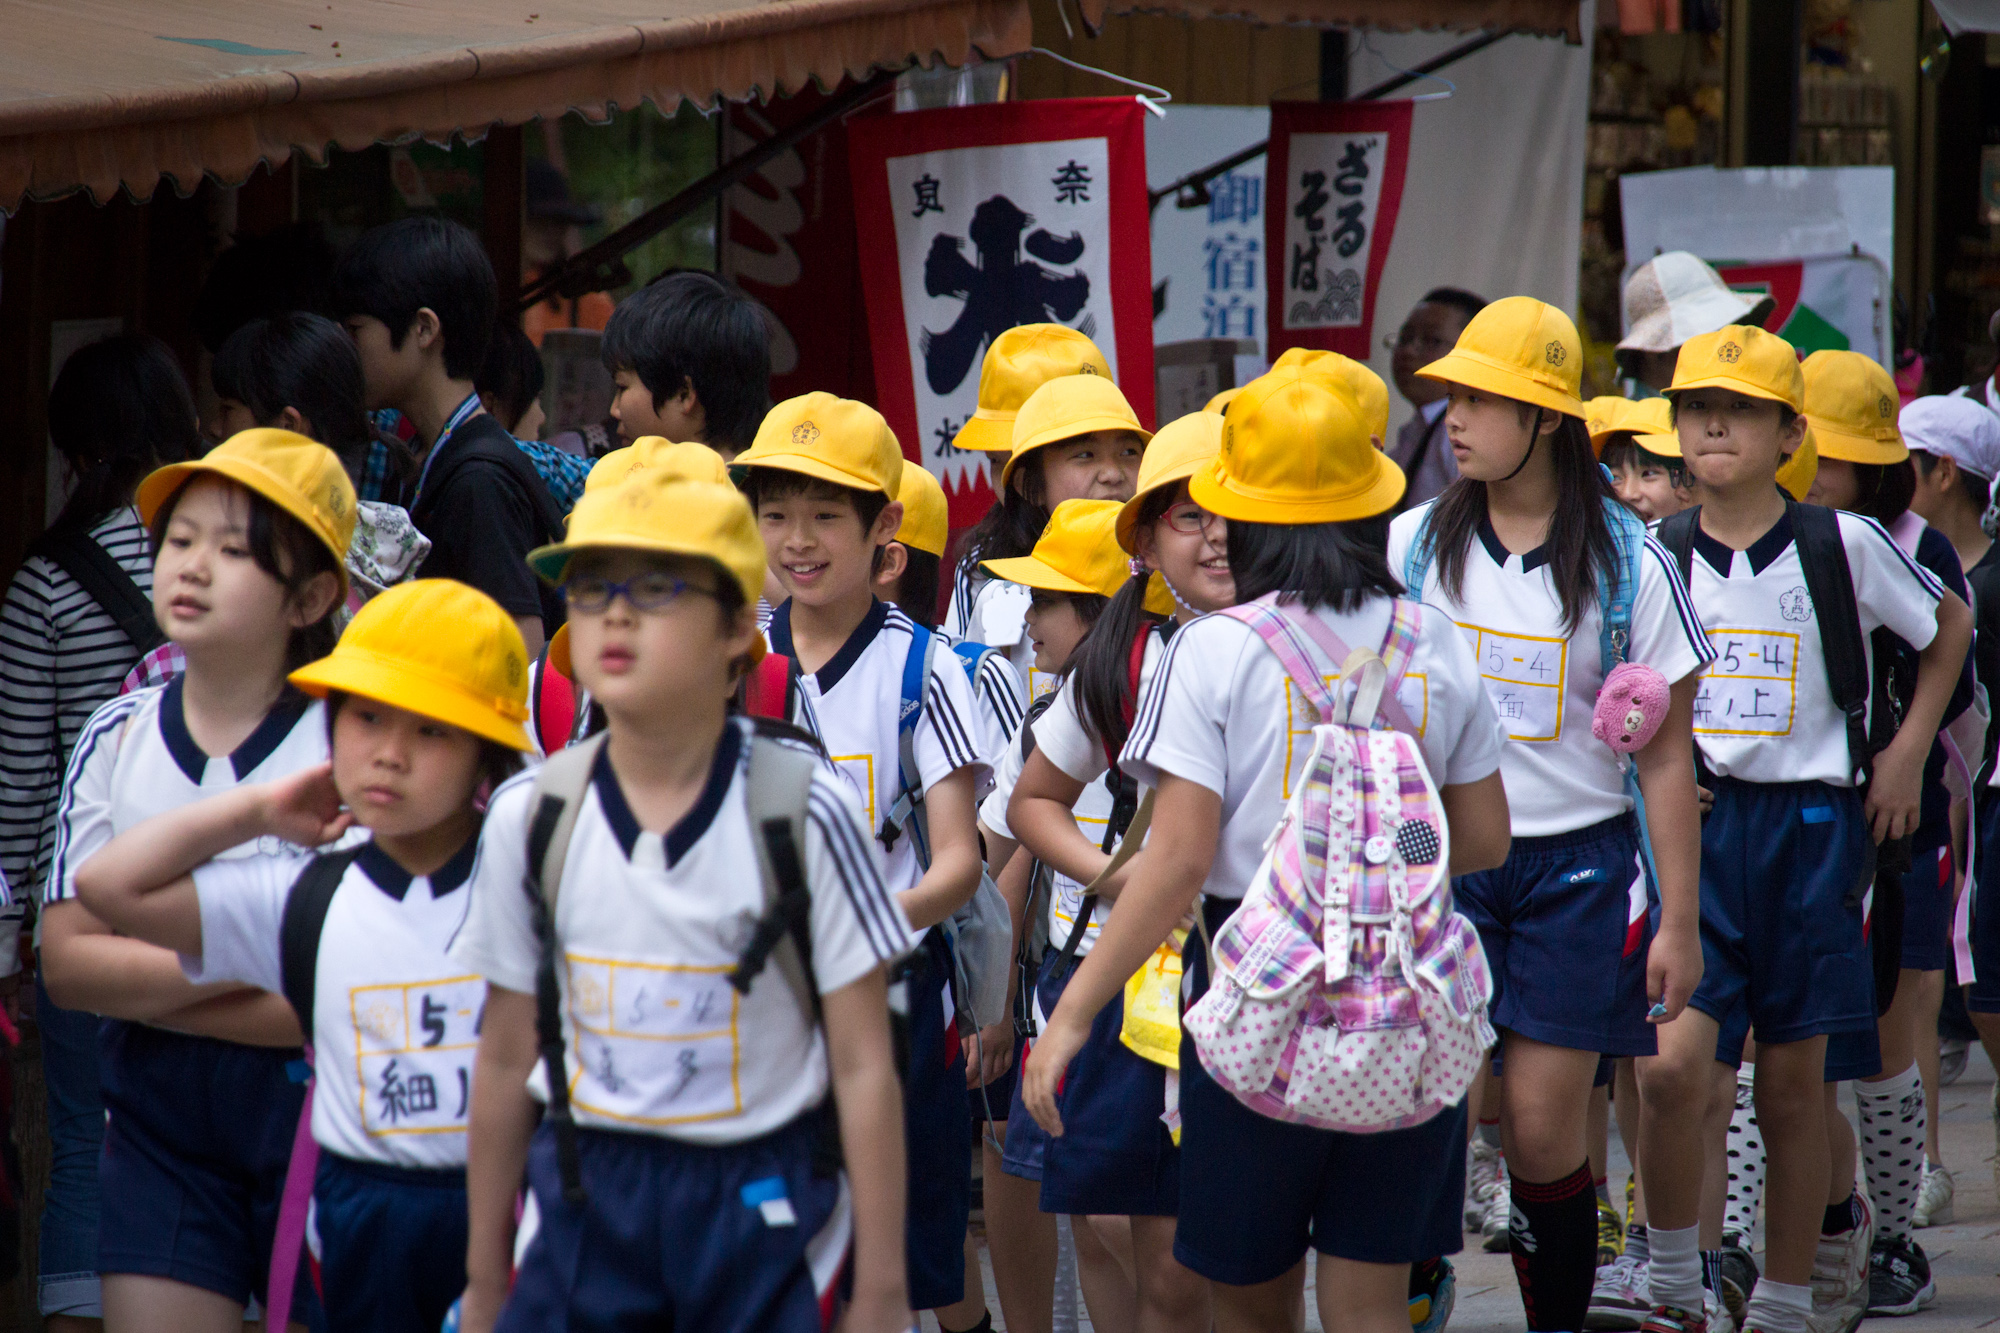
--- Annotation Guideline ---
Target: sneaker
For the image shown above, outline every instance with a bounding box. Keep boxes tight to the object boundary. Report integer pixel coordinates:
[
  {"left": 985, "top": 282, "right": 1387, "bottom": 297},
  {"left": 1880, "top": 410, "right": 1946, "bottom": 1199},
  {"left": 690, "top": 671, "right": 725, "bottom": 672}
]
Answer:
[
  {"left": 1625, "top": 1172, "right": 1637, "bottom": 1231},
  {"left": 1912, "top": 1160, "right": 1954, "bottom": 1228},
  {"left": 1409, "top": 1256, "right": 1456, "bottom": 1333},
  {"left": 1635, "top": 1301, "right": 1708, "bottom": 1333},
  {"left": 1865, "top": 1234, "right": 1937, "bottom": 1316},
  {"left": 1599, "top": 1192, "right": 1626, "bottom": 1266},
  {"left": 1806, "top": 1188, "right": 1873, "bottom": 1333},
  {"left": 1465, "top": 1138, "right": 1503, "bottom": 1231},
  {"left": 1704, "top": 1287, "right": 1737, "bottom": 1333},
  {"left": 1938, "top": 1036, "right": 1968, "bottom": 1087},
  {"left": 1483, "top": 1179, "right": 1512, "bottom": 1252},
  {"left": 1717, "top": 1237, "right": 1758, "bottom": 1320},
  {"left": 1586, "top": 1253, "right": 1652, "bottom": 1330}
]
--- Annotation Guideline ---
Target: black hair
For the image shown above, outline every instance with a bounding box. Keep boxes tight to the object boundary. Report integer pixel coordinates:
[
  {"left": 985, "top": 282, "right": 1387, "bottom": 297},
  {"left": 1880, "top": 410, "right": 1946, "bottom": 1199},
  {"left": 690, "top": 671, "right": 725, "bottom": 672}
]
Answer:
[
  {"left": 1417, "top": 287, "right": 1488, "bottom": 325},
  {"left": 1599, "top": 436, "right": 1639, "bottom": 471},
  {"left": 602, "top": 271, "right": 772, "bottom": 452},
  {"left": 191, "top": 223, "right": 338, "bottom": 353},
  {"left": 960, "top": 451, "right": 1051, "bottom": 573},
  {"left": 1228, "top": 514, "right": 1404, "bottom": 612},
  {"left": 477, "top": 320, "right": 546, "bottom": 434},
  {"left": 1074, "top": 487, "right": 1175, "bottom": 752},
  {"left": 1839, "top": 458, "right": 1918, "bottom": 526},
  {"left": 890, "top": 547, "right": 943, "bottom": 629},
  {"left": 322, "top": 690, "right": 524, "bottom": 792},
  {"left": 739, "top": 469, "right": 892, "bottom": 537},
  {"left": 46, "top": 333, "right": 202, "bottom": 535},
  {"left": 212, "top": 313, "right": 379, "bottom": 482},
  {"left": 148, "top": 477, "right": 345, "bottom": 670},
  {"left": 328, "top": 217, "right": 497, "bottom": 380},
  {"left": 1425, "top": 410, "right": 1616, "bottom": 633},
  {"left": 1912, "top": 449, "right": 1993, "bottom": 516},
  {"left": 1029, "top": 589, "right": 1110, "bottom": 674}
]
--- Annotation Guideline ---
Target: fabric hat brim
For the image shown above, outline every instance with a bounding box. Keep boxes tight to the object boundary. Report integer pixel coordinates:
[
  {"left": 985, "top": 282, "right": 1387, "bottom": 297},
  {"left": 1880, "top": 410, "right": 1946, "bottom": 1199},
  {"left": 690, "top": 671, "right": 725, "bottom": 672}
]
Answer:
[
  {"left": 1188, "top": 449, "right": 1406, "bottom": 526},
  {"left": 289, "top": 649, "right": 533, "bottom": 751},
  {"left": 731, "top": 452, "right": 893, "bottom": 497},
  {"left": 1116, "top": 460, "right": 1207, "bottom": 553},
  {"left": 1416, "top": 349, "right": 1585, "bottom": 420},
  {"left": 526, "top": 541, "right": 768, "bottom": 666},
  {"left": 1664, "top": 371, "right": 1803, "bottom": 414},
  {"left": 1617, "top": 290, "right": 1777, "bottom": 353},
  {"left": 980, "top": 553, "right": 1099, "bottom": 597},
  {"left": 1634, "top": 431, "right": 1683, "bottom": 458},
  {"left": 1806, "top": 422, "right": 1906, "bottom": 466},
  {"left": 1142, "top": 571, "right": 1176, "bottom": 617},
  {"left": 137, "top": 454, "right": 351, "bottom": 596},
  {"left": 953, "top": 413, "right": 1017, "bottom": 455},
  {"left": 1002, "top": 416, "right": 1156, "bottom": 488}
]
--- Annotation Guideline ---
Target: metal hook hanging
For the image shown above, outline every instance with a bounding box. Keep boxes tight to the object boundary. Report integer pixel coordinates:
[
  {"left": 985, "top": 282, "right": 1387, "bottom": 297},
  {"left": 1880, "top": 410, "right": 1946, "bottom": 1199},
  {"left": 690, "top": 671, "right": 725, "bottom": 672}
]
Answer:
[
  {"left": 1355, "top": 33, "right": 1456, "bottom": 102},
  {"left": 1028, "top": 46, "right": 1172, "bottom": 118}
]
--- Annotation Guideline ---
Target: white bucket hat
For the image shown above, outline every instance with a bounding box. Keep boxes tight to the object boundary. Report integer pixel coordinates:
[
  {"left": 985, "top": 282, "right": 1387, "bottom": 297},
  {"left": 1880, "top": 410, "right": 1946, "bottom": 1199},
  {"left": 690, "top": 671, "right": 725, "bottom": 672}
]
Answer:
[
  {"left": 1902, "top": 395, "right": 2000, "bottom": 482},
  {"left": 1618, "top": 251, "right": 1778, "bottom": 353}
]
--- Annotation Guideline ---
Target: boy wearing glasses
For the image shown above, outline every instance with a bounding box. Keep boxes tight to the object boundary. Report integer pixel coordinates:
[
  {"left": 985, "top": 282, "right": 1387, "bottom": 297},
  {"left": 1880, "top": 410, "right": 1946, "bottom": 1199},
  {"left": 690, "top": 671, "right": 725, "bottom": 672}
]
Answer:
[
  {"left": 1387, "top": 287, "right": 1488, "bottom": 508},
  {"left": 735, "top": 394, "right": 992, "bottom": 1319}
]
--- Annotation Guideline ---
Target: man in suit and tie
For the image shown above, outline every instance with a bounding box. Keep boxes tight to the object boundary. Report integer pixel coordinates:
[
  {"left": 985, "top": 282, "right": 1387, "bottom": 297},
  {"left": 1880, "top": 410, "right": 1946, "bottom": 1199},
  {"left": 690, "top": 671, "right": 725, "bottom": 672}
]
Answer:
[{"left": 1387, "top": 287, "right": 1486, "bottom": 508}]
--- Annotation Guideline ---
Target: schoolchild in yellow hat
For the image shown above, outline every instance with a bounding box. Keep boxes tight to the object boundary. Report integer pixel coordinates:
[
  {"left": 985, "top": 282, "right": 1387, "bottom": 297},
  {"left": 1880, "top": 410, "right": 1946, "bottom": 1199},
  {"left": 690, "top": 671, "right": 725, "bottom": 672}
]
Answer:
[
  {"left": 954, "top": 323, "right": 1114, "bottom": 458},
  {"left": 982, "top": 499, "right": 1131, "bottom": 677},
  {"left": 1798, "top": 350, "right": 1909, "bottom": 517},
  {"left": 1271, "top": 347, "right": 1392, "bottom": 445},
  {"left": 69, "top": 576, "right": 532, "bottom": 1332},
  {"left": 1664, "top": 325, "right": 1809, "bottom": 500},
  {"left": 875, "top": 460, "right": 951, "bottom": 629},
  {"left": 1115, "top": 410, "right": 1234, "bottom": 617},
  {"left": 1642, "top": 388, "right": 1818, "bottom": 502},
  {"left": 1589, "top": 396, "right": 1695, "bottom": 522}
]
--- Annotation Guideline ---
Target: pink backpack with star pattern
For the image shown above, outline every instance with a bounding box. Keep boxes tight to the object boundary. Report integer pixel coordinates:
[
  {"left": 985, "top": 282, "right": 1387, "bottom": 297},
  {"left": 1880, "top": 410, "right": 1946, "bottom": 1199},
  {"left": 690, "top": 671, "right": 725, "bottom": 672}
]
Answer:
[{"left": 1182, "top": 596, "right": 1495, "bottom": 1133}]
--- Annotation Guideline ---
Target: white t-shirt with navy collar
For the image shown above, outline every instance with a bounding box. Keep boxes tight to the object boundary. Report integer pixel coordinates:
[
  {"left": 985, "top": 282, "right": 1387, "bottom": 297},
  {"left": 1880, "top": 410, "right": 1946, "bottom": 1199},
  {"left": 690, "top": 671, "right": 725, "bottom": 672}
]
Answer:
[
  {"left": 1120, "top": 597, "right": 1506, "bottom": 900},
  {"left": 41, "top": 676, "right": 330, "bottom": 909},
  {"left": 184, "top": 836, "right": 481, "bottom": 1169},
  {"left": 765, "top": 599, "right": 993, "bottom": 895},
  {"left": 1388, "top": 504, "right": 1716, "bottom": 837},
  {"left": 1679, "top": 507, "right": 1946, "bottom": 787},
  {"left": 452, "top": 718, "right": 908, "bottom": 1143}
]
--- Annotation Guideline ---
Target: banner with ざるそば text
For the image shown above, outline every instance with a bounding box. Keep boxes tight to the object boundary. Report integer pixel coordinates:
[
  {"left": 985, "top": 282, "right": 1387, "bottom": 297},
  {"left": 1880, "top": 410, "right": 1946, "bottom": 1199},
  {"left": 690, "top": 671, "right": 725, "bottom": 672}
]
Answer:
[{"left": 1265, "top": 100, "right": 1413, "bottom": 362}]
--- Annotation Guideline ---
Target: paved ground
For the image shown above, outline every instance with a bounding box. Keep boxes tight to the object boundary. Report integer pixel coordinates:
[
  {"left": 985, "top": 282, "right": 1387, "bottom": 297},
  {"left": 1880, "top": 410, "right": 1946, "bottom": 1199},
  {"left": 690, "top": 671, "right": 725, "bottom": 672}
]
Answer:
[{"left": 942, "top": 1045, "right": 2000, "bottom": 1332}]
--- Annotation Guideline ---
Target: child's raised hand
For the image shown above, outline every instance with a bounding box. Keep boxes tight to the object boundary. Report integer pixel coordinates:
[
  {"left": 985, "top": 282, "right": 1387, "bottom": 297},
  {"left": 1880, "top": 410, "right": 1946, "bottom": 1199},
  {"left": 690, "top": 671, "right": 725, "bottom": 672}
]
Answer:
[{"left": 256, "top": 762, "right": 354, "bottom": 847}]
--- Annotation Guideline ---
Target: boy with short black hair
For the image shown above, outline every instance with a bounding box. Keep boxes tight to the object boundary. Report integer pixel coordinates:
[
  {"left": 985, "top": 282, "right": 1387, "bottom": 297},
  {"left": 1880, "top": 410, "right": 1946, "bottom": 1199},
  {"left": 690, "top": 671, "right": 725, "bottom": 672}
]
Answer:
[
  {"left": 736, "top": 394, "right": 992, "bottom": 1319},
  {"left": 1639, "top": 328, "right": 1974, "bottom": 1333},
  {"left": 454, "top": 467, "right": 914, "bottom": 1333},
  {"left": 330, "top": 217, "right": 564, "bottom": 655},
  {"left": 603, "top": 270, "right": 772, "bottom": 459}
]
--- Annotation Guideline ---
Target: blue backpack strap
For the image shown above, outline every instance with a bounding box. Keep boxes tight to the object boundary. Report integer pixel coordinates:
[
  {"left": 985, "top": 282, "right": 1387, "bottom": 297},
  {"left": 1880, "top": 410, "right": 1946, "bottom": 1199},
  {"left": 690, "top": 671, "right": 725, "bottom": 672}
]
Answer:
[
  {"left": 1598, "top": 494, "right": 1647, "bottom": 678},
  {"left": 950, "top": 638, "right": 992, "bottom": 685},
  {"left": 1403, "top": 505, "right": 1439, "bottom": 598},
  {"left": 882, "top": 622, "right": 938, "bottom": 865}
]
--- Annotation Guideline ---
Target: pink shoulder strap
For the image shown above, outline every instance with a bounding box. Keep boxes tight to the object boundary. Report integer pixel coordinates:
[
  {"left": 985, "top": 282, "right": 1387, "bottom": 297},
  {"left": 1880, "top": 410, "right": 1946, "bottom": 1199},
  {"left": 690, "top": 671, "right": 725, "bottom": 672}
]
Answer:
[
  {"left": 1218, "top": 594, "right": 1421, "bottom": 735},
  {"left": 266, "top": 1048, "right": 320, "bottom": 1326}
]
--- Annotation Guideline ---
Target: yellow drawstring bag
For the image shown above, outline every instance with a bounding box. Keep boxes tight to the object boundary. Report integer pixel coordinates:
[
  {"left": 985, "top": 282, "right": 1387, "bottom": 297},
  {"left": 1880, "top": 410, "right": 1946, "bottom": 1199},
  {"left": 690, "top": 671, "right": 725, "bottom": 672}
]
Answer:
[{"left": 1120, "top": 927, "right": 1188, "bottom": 1069}]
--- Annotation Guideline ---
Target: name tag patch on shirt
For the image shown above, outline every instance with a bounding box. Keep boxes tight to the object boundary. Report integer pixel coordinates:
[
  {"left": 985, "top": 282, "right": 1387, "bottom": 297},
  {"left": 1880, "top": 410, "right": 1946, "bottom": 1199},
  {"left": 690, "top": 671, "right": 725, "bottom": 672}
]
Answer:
[
  {"left": 565, "top": 956, "right": 744, "bottom": 1127},
  {"left": 354, "top": 975, "right": 483, "bottom": 1137},
  {"left": 1694, "top": 629, "right": 1799, "bottom": 739},
  {"left": 1464, "top": 624, "right": 1567, "bottom": 742}
]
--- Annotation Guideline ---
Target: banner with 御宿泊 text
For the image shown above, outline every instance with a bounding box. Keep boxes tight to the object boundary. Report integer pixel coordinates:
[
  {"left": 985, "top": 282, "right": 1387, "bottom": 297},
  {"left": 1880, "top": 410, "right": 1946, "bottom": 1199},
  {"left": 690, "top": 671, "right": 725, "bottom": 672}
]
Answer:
[{"left": 1265, "top": 100, "right": 1413, "bottom": 363}]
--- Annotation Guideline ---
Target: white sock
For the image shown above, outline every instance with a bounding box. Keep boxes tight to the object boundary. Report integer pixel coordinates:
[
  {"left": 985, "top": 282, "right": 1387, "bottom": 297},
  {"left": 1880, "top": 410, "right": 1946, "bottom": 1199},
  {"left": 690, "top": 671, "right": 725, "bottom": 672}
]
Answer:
[
  {"left": 1856, "top": 1063, "right": 1924, "bottom": 1242},
  {"left": 1647, "top": 1223, "right": 1702, "bottom": 1311},
  {"left": 1724, "top": 1066, "right": 1766, "bottom": 1240},
  {"left": 1742, "top": 1277, "right": 1812, "bottom": 1333}
]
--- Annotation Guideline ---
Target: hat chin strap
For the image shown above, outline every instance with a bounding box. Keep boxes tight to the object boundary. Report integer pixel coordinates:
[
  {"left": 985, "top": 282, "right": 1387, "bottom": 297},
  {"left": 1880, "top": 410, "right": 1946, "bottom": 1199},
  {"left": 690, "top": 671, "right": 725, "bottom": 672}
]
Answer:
[{"left": 1497, "top": 414, "right": 1543, "bottom": 483}]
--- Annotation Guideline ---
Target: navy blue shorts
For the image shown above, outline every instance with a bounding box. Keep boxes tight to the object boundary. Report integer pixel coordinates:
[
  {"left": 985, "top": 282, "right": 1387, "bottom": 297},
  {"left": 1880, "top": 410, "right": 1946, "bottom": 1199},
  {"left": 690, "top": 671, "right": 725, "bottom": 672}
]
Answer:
[
  {"left": 1173, "top": 899, "right": 1466, "bottom": 1285},
  {"left": 315, "top": 1153, "right": 466, "bottom": 1333},
  {"left": 999, "top": 1047, "right": 1049, "bottom": 1182},
  {"left": 1900, "top": 842, "right": 1954, "bottom": 972},
  {"left": 95, "top": 1022, "right": 316, "bottom": 1322},
  {"left": 1713, "top": 1010, "right": 1882, "bottom": 1080},
  {"left": 1030, "top": 949, "right": 1180, "bottom": 1218},
  {"left": 1689, "top": 780, "right": 1877, "bottom": 1046},
  {"left": 503, "top": 1114, "right": 846, "bottom": 1333},
  {"left": 1455, "top": 813, "right": 1656, "bottom": 1057},
  {"left": 901, "top": 928, "right": 969, "bottom": 1311},
  {"left": 1972, "top": 794, "right": 2000, "bottom": 1015}
]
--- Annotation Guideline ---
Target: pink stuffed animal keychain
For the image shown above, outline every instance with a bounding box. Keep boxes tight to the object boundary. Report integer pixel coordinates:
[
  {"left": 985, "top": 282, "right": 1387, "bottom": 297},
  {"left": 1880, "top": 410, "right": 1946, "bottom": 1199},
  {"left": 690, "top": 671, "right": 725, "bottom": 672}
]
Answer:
[{"left": 1592, "top": 661, "right": 1671, "bottom": 753}]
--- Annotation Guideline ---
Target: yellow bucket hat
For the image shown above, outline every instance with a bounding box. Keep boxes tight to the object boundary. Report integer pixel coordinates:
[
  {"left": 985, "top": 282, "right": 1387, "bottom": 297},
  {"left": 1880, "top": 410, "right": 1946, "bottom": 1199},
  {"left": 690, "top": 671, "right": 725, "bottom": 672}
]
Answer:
[
  {"left": 735, "top": 393, "right": 904, "bottom": 498},
  {"left": 1587, "top": 396, "right": 1677, "bottom": 456},
  {"left": 1003, "top": 375, "right": 1152, "bottom": 489},
  {"left": 894, "top": 461, "right": 950, "bottom": 559},
  {"left": 954, "top": 325, "right": 1114, "bottom": 455},
  {"left": 982, "top": 499, "right": 1134, "bottom": 600},
  {"left": 529, "top": 469, "right": 768, "bottom": 614},
  {"left": 585, "top": 436, "right": 730, "bottom": 494},
  {"left": 1192, "top": 368, "right": 1404, "bottom": 525},
  {"left": 1271, "top": 348, "right": 1391, "bottom": 442},
  {"left": 137, "top": 428, "right": 358, "bottom": 592},
  {"left": 1204, "top": 386, "right": 1243, "bottom": 414},
  {"left": 1666, "top": 325, "right": 1804, "bottom": 413},
  {"left": 1117, "top": 411, "right": 1224, "bottom": 554},
  {"left": 1417, "top": 296, "right": 1586, "bottom": 420},
  {"left": 1802, "top": 350, "right": 1904, "bottom": 465},
  {"left": 289, "top": 579, "right": 532, "bottom": 751}
]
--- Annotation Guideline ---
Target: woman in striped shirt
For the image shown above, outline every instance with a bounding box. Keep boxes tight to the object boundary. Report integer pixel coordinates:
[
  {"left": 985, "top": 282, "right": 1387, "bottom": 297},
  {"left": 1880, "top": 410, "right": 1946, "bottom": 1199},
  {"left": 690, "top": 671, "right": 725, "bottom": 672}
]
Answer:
[{"left": 0, "top": 332, "right": 199, "bottom": 1329}]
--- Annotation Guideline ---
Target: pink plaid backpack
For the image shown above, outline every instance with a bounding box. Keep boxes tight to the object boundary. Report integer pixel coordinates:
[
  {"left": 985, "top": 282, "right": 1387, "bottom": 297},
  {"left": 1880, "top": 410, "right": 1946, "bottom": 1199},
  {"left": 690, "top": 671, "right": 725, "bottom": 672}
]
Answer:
[{"left": 1183, "top": 595, "right": 1496, "bottom": 1134}]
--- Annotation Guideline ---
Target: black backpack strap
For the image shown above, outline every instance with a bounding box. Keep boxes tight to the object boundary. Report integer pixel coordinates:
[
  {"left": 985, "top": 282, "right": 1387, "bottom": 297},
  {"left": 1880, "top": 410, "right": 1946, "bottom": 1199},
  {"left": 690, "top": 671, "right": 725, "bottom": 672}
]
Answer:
[
  {"left": 277, "top": 848, "right": 365, "bottom": 1038},
  {"left": 1788, "top": 501, "right": 1873, "bottom": 785},
  {"left": 1654, "top": 506, "right": 1700, "bottom": 593},
  {"left": 32, "top": 528, "right": 166, "bottom": 655}
]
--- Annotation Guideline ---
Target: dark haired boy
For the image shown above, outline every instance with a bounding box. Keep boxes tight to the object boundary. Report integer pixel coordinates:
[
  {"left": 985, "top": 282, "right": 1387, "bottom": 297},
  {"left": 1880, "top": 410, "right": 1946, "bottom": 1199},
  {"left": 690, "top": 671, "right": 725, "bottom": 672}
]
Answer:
[
  {"left": 330, "top": 217, "right": 563, "bottom": 655},
  {"left": 736, "top": 394, "right": 991, "bottom": 1318},
  {"left": 604, "top": 271, "right": 772, "bottom": 460},
  {"left": 1389, "top": 286, "right": 1488, "bottom": 506},
  {"left": 1602, "top": 435, "right": 1696, "bottom": 524}
]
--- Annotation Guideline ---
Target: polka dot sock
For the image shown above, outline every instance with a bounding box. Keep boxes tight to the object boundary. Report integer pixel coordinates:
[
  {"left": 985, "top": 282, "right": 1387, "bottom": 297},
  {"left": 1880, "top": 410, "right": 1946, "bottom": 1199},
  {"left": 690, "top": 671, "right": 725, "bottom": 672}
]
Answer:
[
  {"left": 1856, "top": 1062, "right": 1924, "bottom": 1243},
  {"left": 1724, "top": 1065, "right": 1765, "bottom": 1240}
]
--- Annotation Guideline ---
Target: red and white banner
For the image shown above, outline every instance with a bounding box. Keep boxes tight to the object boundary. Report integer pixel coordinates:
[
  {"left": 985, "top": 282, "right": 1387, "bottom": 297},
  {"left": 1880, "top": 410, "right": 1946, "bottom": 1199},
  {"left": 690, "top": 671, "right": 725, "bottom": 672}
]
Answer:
[
  {"left": 849, "top": 98, "right": 1156, "bottom": 528},
  {"left": 1265, "top": 100, "right": 1413, "bottom": 362}
]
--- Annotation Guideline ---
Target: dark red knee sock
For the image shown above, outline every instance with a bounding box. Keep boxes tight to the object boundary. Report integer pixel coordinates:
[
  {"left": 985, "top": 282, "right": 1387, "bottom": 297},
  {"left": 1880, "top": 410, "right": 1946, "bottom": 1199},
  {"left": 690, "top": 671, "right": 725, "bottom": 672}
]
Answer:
[{"left": 1509, "top": 1162, "right": 1597, "bottom": 1332}]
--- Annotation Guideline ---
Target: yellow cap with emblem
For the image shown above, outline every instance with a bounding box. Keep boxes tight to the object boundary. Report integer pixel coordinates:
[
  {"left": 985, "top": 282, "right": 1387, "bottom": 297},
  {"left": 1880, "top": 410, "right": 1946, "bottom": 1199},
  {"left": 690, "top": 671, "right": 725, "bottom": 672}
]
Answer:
[{"left": 137, "top": 428, "right": 358, "bottom": 593}]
